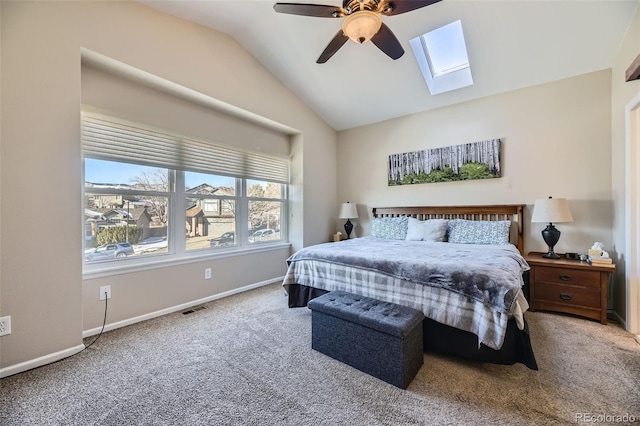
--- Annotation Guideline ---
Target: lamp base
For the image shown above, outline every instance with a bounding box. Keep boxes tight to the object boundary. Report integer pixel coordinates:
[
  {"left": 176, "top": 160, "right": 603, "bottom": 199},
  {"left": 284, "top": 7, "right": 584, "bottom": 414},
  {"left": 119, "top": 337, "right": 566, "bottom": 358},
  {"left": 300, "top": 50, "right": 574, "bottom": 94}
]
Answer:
[
  {"left": 541, "top": 223, "right": 561, "bottom": 260},
  {"left": 343, "top": 219, "right": 353, "bottom": 239}
]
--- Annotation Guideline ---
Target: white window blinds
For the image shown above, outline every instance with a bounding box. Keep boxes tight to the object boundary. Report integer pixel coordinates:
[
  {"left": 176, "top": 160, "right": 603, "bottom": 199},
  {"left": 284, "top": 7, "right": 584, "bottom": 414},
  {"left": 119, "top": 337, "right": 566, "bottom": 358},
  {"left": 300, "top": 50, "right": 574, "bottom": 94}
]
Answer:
[{"left": 81, "top": 114, "right": 290, "bottom": 183}]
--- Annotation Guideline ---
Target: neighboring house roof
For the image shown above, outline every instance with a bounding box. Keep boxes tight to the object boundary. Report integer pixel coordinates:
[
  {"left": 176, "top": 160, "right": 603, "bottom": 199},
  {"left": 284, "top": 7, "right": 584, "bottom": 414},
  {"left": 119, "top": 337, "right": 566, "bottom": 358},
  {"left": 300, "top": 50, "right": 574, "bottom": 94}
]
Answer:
[
  {"left": 186, "top": 206, "right": 204, "bottom": 218},
  {"left": 186, "top": 183, "right": 218, "bottom": 195},
  {"left": 89, "top": 207, "right": 152, "bottom": 222},
  {"left": 103, "top": 209, "right": 132, "bottom": 219},
  {"left": 131, "top": 207, "right": 152, "bottom": 222},
  {"left": 214, "top": 186, "right": 235, "bottom": 196},
  {"left": 186, "top": 183, "right": 235, "bottom": 196},
  {"left": 84, "top": 208, "right": 104, "bottom": 220}
]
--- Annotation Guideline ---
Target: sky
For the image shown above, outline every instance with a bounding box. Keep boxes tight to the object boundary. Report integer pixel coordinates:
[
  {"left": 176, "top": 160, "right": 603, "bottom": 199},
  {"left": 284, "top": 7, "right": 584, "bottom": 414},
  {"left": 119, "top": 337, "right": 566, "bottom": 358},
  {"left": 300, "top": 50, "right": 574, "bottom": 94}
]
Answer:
[{"left": 85, "top": 159, "right": 235, "bottom": 189}]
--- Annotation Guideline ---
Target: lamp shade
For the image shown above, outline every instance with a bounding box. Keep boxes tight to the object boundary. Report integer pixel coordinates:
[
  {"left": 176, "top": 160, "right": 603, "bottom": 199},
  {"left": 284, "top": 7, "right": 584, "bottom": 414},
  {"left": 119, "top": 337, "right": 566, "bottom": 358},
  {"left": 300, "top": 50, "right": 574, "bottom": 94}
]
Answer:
[
  {"left": 342, "top": 11, "right": 382, "bottom": 44},
  {"left": 339, "top": 202, "right": 359, "bottom": 219},
  {"left": 531, "top": 197, "right": 573, "bottom": 223}
]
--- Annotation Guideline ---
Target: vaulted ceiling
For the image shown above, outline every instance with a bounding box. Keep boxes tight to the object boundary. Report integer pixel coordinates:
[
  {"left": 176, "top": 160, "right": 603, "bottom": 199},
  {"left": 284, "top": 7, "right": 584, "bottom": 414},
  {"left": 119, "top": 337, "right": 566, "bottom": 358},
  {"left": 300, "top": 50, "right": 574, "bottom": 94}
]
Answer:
[{"left": 139, "top": 0, "right": 638, "bottom": 131}]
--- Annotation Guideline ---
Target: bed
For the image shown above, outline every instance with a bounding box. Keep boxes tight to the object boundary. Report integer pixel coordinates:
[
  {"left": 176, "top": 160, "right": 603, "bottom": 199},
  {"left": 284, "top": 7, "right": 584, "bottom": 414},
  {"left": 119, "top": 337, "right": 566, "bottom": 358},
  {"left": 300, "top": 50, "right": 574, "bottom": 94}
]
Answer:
[{"left": 283, "top": 204, "right": 538, "bottom": 370}]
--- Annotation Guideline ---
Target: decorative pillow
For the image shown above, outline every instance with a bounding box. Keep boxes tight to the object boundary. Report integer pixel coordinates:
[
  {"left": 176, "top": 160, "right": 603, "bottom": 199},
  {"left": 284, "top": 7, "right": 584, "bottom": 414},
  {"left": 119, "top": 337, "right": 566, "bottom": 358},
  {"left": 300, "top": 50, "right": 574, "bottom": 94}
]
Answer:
[
  {"left": 447, "top": 219, "right": 511, "bottom": 245},
  {"left": 422, "top": 219, "right": 449, "bottom": 242},
  {"left": 405, "top": 217, "right": 424, "bottom": 241},
  {"left": 371, "top": 216, "right": 408, "bottom": 240},
  {"left": 405, "top": 218, "right": 448, "bottom": 242}
]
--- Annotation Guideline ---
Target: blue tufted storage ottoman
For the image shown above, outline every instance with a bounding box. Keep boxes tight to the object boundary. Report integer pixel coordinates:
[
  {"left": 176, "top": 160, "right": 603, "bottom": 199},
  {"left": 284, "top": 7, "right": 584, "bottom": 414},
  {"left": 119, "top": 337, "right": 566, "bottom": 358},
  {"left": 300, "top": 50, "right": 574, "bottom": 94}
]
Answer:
[{"left": 308, "top": 290, "right": 424, "bottom": 389}]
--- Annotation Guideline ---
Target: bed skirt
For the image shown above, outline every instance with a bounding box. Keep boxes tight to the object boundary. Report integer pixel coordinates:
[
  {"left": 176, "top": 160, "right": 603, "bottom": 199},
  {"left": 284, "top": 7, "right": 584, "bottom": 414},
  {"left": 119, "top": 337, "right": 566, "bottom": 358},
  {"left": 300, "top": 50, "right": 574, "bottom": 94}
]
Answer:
[{"left": 287, "top": 283, "right": 538, "bottom": 371}]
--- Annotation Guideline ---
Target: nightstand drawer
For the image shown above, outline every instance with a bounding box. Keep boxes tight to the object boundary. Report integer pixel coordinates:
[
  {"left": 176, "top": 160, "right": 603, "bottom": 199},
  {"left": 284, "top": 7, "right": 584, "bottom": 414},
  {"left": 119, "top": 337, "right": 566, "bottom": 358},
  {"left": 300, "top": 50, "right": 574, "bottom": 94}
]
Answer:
[
  {"left": 535, "top": 266, "right": 600, "bottom": 289},
  {"left": 535, "top": 282, "right": 601, "bottom": 308}
]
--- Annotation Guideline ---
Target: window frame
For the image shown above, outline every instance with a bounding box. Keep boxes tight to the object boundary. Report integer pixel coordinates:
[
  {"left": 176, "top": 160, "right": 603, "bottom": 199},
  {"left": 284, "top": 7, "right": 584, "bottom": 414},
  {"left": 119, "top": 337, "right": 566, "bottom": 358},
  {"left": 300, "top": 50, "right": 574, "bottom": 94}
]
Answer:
[
  {"left": 82, "top": 115, "right": 290, "bottom": 277},
  {"left": 245, "top": 179, "right": 288, "bottom": 246},
  {"left": 409, "top": 20, "right": 473, "bottom": 95}
]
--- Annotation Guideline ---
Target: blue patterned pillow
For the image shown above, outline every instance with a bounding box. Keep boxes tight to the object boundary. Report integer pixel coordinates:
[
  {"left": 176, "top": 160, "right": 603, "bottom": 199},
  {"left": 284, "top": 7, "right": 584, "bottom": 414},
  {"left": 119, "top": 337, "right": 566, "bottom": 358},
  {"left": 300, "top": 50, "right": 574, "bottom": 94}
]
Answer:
[
  {"left": 447, "top": 219, "right": 511, "bottom": 245},
  {"left": 371, "top": 217, "right": 408, "bottom": 240}
]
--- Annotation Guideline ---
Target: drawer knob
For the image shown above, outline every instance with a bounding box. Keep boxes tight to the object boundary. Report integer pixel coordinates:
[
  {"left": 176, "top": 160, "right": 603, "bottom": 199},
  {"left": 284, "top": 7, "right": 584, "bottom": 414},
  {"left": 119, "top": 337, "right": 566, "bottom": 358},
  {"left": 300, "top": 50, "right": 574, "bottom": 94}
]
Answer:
[
  {"left": 559, "top": 274, "right": 572, "bottom": 281},
  {"left": 560, "top": 293, "right": 572, "bottom": 301}
]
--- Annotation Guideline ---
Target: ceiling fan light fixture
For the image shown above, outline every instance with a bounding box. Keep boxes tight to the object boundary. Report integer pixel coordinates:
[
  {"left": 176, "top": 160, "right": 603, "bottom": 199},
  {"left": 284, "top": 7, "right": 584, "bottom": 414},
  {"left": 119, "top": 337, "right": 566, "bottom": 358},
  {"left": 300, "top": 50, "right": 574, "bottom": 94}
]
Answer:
[{"left": 342, "top": 11, "right": 382, "bottom": 44}]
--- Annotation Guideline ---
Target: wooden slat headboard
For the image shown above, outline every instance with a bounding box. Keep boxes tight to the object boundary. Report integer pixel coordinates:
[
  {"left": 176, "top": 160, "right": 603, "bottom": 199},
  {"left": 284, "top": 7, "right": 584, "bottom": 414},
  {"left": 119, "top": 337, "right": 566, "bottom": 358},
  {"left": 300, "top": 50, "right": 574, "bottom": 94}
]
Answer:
[{"left": 372, "top": 204, "right": 525, "bottom": 254}]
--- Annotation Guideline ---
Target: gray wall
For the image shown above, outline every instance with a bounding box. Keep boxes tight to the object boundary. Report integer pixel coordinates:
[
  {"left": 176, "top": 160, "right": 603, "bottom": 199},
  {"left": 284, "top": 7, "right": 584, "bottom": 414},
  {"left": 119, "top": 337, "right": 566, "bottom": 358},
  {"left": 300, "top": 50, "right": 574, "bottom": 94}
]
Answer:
[
  {"left": 0, "top": 1, "right": 337, "bottom": 373},
  {"left": 2, "top": 0, "right": 638, "bottom": 374},
  {"left": 336, "top": 71, "right": 616, "bottom": 301}
]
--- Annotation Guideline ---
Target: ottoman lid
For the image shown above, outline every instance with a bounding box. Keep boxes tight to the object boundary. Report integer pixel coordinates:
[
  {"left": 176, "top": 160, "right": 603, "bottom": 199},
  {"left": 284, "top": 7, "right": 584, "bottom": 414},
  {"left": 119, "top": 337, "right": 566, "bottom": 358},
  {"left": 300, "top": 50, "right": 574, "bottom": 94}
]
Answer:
[{"left": 308, "top": 291, "right": 424, "bottom": 338}]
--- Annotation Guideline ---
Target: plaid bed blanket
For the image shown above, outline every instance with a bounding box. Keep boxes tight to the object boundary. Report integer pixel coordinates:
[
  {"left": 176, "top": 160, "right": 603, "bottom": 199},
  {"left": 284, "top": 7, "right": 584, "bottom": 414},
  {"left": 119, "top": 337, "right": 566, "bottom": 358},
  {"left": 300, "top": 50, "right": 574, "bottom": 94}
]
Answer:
[{"left": 283, "top": 237, "right": 530, "bottom": 350}]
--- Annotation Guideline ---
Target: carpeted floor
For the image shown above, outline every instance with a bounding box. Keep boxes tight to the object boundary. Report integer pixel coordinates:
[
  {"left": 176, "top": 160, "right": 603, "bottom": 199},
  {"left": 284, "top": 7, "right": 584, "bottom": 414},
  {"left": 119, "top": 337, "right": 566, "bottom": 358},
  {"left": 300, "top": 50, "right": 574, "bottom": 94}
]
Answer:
[{"left": 1, "top": 283, "right": 639, "bottom": 425}]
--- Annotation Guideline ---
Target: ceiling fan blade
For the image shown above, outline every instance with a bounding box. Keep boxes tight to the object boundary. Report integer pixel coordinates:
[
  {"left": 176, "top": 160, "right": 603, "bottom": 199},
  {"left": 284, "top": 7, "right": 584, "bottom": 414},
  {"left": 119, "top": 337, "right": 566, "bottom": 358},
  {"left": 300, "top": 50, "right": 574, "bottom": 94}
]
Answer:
[
  {"left": 317, "top": 30, "right": 349, "bottom": 63},
  {"left": 371, "top": 23, "right": 404, "bottom": 60},
  {"left": 383, "top": 0, "right": 441, "bottom": 16},
  {"left": 274, "top": 3, "right": 343, "bottom": 18}
]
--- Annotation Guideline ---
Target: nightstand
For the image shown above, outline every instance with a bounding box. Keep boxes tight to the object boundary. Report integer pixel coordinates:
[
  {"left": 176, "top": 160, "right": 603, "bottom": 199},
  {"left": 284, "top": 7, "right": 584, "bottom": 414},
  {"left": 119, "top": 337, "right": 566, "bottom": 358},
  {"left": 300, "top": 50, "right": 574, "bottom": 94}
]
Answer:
[{"left": 525, "top": 252, "right": 615, "bottom": 324}]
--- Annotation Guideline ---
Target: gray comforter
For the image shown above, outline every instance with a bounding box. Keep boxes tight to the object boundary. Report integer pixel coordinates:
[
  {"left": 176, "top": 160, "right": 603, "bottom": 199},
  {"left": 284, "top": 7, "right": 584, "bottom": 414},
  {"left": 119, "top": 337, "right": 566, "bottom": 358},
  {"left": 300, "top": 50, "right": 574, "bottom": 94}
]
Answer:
[{"left": 283, "top": 237, "right": 531, "bottom": 350}]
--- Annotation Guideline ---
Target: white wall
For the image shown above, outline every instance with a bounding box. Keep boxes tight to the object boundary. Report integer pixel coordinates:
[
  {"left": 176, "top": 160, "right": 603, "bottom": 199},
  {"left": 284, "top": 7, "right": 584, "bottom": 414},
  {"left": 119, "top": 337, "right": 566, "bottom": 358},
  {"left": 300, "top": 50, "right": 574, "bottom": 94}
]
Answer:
[
  {"left": 0, "top": 1, "right": 337, "bottom": 374},
  {"left": 0, "top": 3, "right": 4, "bottom": 365},
  {"left": 611, "top": 4, "right": 640, "bottom": 326},
  {"left": 337, "top": 70, "right": 613, "bottom": 262}
]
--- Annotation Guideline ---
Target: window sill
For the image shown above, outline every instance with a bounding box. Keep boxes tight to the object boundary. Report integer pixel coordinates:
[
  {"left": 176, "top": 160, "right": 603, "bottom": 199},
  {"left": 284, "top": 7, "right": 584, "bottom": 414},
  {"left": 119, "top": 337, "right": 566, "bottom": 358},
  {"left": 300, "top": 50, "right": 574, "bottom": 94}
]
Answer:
[{"left": 82, "top": 242, "right": 291, "bottom": 280}]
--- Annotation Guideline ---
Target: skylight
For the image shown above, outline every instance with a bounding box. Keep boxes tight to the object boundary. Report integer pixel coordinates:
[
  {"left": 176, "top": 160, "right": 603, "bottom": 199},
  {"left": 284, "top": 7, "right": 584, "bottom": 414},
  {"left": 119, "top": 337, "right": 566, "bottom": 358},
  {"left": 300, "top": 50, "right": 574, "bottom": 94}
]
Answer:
[{"left": 410, "top": 20, "right": 473, "bottom": 95}]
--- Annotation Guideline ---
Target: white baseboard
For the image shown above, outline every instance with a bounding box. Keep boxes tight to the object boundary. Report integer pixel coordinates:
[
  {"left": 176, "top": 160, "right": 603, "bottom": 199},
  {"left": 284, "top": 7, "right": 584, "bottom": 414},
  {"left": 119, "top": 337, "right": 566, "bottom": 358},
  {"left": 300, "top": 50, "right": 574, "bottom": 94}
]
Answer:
[
  {"left": 0, "top": 344, "right": 85, "bottom": 379},
  {"left": 608, "top": 309, "right": 627, "bottom": 329},
  {"left": 82, "top": 276, "right": 284, "bottom": 338},
  {"left": 0, "top": 278, "right": 283, "bottom": 379}
]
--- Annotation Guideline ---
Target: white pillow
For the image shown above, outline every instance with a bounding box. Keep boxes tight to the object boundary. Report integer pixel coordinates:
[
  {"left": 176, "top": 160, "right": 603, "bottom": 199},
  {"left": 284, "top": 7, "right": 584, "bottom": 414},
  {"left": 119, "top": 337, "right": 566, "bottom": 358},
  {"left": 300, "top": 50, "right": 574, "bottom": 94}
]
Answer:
[
  {"left": 405, "top": 217, "right": 424, "bottom": 241},
  {"left": 423, "top": 219, "right": 449, "bottom": 242},
  {"left": 405, "top": 218, "right": 448, "bottom": 242}
]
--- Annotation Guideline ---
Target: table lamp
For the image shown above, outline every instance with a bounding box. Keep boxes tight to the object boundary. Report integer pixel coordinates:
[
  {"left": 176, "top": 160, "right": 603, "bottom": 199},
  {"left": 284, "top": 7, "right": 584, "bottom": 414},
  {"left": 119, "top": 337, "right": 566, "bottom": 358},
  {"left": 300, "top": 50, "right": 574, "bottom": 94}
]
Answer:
[
  {"left": 531, "top": 196, "right": 573, "bottom": 259},
  {"left": 339, "top": 202, "right": 358, "bottom": 239}
]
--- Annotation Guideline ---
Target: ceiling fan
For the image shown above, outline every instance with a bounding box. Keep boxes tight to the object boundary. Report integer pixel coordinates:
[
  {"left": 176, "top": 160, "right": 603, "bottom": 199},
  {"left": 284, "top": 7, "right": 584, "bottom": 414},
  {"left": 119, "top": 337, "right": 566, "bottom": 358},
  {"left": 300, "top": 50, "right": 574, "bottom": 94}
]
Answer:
[{"left": 273, "top": 0, "right": 442, "bottom": 64}]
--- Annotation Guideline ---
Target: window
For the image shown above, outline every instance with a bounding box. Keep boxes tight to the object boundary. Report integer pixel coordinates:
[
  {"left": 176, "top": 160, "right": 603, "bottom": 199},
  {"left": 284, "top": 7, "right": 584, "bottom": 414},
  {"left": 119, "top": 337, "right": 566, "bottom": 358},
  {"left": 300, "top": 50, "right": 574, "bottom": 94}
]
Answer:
[
  {"left": 185, "top": 171, "right": 237, "bottom": 251},
  {"left": 203, "top": 200, "right": 218, "bottom": 213},
  {"left": 84, "top": 159, "right": 172, "bottom": 260},
  {"left": 409, "top": 20, "right": 473, "bottom": 95},
  {"left": 82, "top": 113, "right": 289, "bottom": 267},
  {"left": 247, "top": 179, "right": 286, "bottom": 244}
]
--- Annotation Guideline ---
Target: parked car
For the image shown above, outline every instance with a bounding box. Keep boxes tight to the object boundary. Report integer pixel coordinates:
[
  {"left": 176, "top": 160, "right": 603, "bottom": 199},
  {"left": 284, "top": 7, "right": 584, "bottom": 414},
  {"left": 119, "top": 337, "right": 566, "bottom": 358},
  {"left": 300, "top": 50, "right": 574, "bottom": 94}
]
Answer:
[
  {"left": 210, "top": 231, "right": 235, "bottom": 247},
  {"left": 85, "top": 242, "right": 134, "bottom": 261},
  {"left": 249, "top": 228, "right": 278, "bottom": 242}
]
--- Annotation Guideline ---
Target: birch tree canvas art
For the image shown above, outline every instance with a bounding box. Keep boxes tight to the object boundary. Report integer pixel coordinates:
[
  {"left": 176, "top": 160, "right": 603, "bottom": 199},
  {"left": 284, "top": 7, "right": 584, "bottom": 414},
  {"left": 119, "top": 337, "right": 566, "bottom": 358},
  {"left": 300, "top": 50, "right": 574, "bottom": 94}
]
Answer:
[{"left": 388, "top": 139, "right": 501, "bottom": 186}]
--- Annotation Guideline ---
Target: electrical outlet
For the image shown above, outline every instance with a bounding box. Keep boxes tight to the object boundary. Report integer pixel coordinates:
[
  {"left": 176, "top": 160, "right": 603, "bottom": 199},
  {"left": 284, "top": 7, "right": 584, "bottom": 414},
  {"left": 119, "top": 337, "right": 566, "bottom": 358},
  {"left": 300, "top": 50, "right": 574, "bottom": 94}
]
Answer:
[
  {"left": 0, "top": 316, "right": 12, "bottom": 336},
  {"left": 204, "top": 268, "right": 212, "bottom": 280},
  {"left": 100, "top": 285, "right": 111, "bottom": 300}
]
